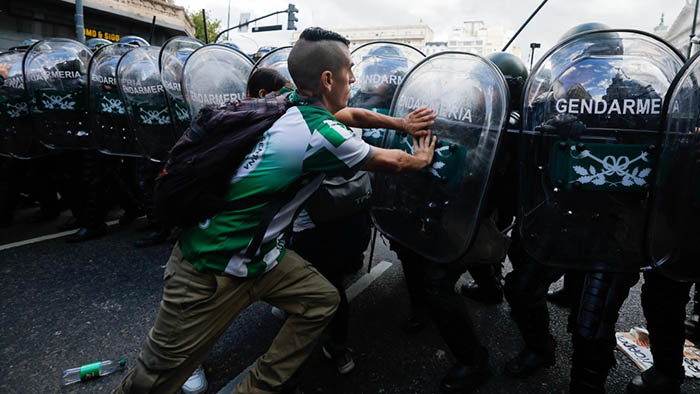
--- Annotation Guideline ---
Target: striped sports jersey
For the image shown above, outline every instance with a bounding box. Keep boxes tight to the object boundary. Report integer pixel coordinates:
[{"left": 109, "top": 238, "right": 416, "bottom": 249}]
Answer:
[{"left": 179, "top": 91, "right": 373, "bottom": 277}]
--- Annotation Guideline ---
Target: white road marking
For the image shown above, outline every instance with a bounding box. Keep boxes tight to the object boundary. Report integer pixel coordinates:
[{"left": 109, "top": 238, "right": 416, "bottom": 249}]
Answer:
[
  {"left": 0, "top": 219, "right": 120, "bottom": 251},
  {"left": 217, "top": 260, "right": 395, "bottom": 394}
]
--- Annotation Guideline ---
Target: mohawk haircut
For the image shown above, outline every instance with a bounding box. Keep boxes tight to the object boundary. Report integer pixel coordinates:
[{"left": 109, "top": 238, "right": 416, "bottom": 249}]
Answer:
[{"left": 288, "top": 27, "right": 350, "bottom": 94}]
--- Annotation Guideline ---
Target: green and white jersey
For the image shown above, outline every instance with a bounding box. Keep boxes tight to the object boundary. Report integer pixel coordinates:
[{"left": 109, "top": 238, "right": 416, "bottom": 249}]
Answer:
[{"left": 179, "top": 92, "right": 373, "bottom": 277}]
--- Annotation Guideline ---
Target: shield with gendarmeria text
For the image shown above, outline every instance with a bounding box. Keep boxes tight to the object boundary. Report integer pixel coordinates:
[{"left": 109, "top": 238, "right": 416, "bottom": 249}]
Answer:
[
  {"left": 118, "top": 46, "right": 176, "bottom": 162},
  {"left": 518, "top": 29, "right": 684, "bottom": 272},
  {"left": 23, "top": 38, "right": 93, "bottom": 150},
  {"left": 645, "top": 49, "right": 700, "bottom": 281},
  {"left": 88, "top": 43, "right": 143, "bottom": 157},
  {"left": 371, "top": 51, "right": 509, "bottom": 263},
  {"left": 159, "top": 36, "right": 204, "bottom": 135},
  {"left": 181, "top": 44, "right": 253, "bottom": 119}
]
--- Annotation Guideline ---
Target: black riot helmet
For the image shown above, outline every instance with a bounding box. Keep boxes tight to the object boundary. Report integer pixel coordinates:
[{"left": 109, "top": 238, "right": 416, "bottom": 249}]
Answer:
[
  {"left": 119, "top": 36, "right": 150, "bottom": 47},
  {"left": 559, "top": 22, "right": 622, "bottom": 56},
  {"left": 486, "top": 52, "right": 528, "bottom": 115},
  {"left": 87, "top": 38, "right": 112, "bottom": 52},
  {"left": 559, "top": 22, "right": 611, "bottom": 42}
]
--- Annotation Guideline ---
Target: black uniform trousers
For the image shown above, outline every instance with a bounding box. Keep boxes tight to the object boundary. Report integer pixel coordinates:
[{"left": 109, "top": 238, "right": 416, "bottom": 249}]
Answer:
[
  {"left": 504, "top": 231, "right": 640, "bottom": 391},
  {"left": 641, "top": 271, "right": 693, "bottom": 380},
  {"left": 289, "top": 212, "right": 371, "bottom": 351},
  {"left": 393, "top": 242, "right": 483, "bottom": 364}
]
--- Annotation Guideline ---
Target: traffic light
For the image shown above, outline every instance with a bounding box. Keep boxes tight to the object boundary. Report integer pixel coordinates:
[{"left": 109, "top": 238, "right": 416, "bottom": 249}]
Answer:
[{"left": 287, "top": 3, "right": 299, "bottom": 30}]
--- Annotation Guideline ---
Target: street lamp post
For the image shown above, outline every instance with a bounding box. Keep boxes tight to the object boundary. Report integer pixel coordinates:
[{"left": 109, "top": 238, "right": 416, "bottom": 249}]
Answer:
[
  {"left": 529, "top": 42, "right": 541, "bottom": 71},
  {"left": 227, "top": 0, "right": 231, "bottom": 40}
]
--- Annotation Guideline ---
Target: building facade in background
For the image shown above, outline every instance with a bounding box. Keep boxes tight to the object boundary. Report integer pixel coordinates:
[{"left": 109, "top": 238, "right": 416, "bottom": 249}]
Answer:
[
  {"left": 444, "top": 20, "right": 521, "bottom": 58},
  {"left": 293, "top": 24, "right": 434, "bottom": 52},
  {"left": 0, "top": 0, "right": 194, "bottom": 50},
  {"left": 664, "top": 0, "right": 698, "bottom": 56}
]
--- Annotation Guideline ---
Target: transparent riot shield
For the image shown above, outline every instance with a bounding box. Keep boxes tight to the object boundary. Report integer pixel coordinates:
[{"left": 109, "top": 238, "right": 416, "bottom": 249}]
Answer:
[
  {"left": 23, "top": 39, "right": 93, "bottom": 150},
  {"left": 349, "top": 42, "right": 424, "bottom": 147},
  {"left": 117, "top": 46, "right": 176, "bottom": 163},
  {"left": 181, "top": 44, "right": 253, "bottom": 118},
  {"left": 159, "top": 37, "right": 203, "bottom": 135},
  {"left": 518, "top": 30, "right": 684, "bottom": 272},
  {"left": 645, "top": 51, "right": 700, "bottom": 281},
  {"left": 88, "top": 43, "right": 142, "bottom": 157},
  {"left": 250, "top": 46, "right": 293, "bottom": 87},
  {"left": 371, "top": 52, "right": 509, "bottom": 263},
  {"left": 0, "top": 49, "right": 45, "bottom": 159}
]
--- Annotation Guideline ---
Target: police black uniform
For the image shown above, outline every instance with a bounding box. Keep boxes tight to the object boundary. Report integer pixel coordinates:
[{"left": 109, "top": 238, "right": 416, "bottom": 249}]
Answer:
[{"left": 505, "top": 24, "right": 686, "bottom": 394}]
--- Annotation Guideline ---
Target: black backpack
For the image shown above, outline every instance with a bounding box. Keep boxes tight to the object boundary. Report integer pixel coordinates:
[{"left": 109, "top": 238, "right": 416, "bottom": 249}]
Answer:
[{"left": 153, "top": 92, "right": 293, "bottom": 228}]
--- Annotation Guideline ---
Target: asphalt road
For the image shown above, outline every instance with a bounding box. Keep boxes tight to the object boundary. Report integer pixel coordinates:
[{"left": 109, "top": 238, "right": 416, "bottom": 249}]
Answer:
[{"left": 1, "top": 206, "right": 698, "bottom": 394}]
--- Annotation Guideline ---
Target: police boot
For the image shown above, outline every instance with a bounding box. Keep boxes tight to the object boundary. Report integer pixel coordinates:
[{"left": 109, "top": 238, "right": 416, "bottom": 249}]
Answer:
[
  {"left": 547, "top": 273, "right": 574, "bottom": 307},
  {"left": 504, "top": 335, "right": 555, "bottom": 377},
  {"left": 440, "top": 347, "right": 491, "bottom": 394},
  {"left": 547, "top": 287, "right": 572, "bottom": 307},
  {"left": 626, "top": 367, "right": 682, "bottom": 394},
  {"left": 569, "top": 338, "right": 614, "bottom": 394},
  {"left": 134, "top": 228, "right": 169, "bottom": 248},
  {"left": 462, "top": 264, "right": 503, "bottom": 304},
  {"left": 570, "top": 358, "right": 609, "bottom": 394},
  {"left": 65, "top": 223, "right": 107, "bottom": 243}
]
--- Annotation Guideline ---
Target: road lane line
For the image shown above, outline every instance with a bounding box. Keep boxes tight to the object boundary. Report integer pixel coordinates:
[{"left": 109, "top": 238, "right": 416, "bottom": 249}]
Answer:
[
  {"left": 0, "top": 219, "right": 120, "bottom": 251},
  {"left": 217, "top": 260, "right": 395, "bottom": 394},
  {"left": 346, "top": 260, "right": 392, "bottom": 302}
]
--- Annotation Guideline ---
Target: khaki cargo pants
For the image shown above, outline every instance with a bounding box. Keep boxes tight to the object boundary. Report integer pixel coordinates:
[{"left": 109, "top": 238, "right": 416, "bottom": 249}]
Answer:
[{"left": 112, "top": 244, "right": 339, "bottom": 394}]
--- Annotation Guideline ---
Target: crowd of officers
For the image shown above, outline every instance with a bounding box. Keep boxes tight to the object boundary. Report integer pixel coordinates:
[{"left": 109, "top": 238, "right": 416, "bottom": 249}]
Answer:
[{"left": 1, "top": 25, "right": 700, "bottom": 394}]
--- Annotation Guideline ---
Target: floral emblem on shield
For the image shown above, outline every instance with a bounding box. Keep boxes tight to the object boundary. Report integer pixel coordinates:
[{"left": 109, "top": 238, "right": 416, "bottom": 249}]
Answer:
[{"left": 570, "top": 146, "right": 651, "bottom": 187}]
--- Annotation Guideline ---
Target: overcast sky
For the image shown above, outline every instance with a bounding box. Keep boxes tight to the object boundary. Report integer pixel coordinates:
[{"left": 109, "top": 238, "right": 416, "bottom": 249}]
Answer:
[{"left": 175, "top": 0, "right": 691, "bottom": 61}]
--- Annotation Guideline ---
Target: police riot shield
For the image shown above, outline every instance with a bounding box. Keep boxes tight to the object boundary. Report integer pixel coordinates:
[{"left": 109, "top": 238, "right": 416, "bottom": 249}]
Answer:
[
  {"left": 645, "top": 51, "right": 700, "bottom": 281},
  {"left": 349, "top": 42, "right": 424, "bottom": 147},
  {"left": 371, "top": 52, "right": 509, "bottom": 263},
  {"left": 519, "top": 30, "right": 684, "bottom": 272},
  {"left": 181, "top": 44, "right": 253, "bottom": 119},
  {"left": 88, "top": 43, "right": 142, "bottom": 157},
  {"left": 23, "top": 39, "right": 93, "bottom": 150},
  {"left": 0, "top": 49, "right": 45, "bottom": 159},
  {"left": 117, "top": 46, "right": 176, "bottom": 163},
  {"left": 250, "top": 46, "right": 293, "bottom": 86},
  {"left": 159, "top": 37, "right": 203, "bottom": 134}
]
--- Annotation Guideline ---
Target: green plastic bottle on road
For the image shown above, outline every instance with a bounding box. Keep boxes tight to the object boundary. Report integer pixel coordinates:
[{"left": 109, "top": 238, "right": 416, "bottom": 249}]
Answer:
[{"left": 60, "top": 358, "right": 126, "bottom": 385}]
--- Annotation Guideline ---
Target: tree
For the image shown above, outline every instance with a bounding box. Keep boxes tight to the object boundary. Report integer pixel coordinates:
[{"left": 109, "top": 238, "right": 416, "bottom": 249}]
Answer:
[{"left": 188, "top": 9, "right": 221, "bottom": 43}]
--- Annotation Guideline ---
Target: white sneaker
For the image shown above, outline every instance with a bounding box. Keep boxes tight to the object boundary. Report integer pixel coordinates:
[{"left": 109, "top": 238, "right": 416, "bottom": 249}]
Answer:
[
  {"left": 322, "top": 344, "right": 356, "bottom": 375},
  {"left": 182, "top": 365, "right": 208, "bottom": 394}
]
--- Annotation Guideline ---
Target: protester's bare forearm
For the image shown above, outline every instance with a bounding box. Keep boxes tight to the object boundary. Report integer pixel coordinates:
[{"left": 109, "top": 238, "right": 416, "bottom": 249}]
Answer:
[
  {"left": 364, "top": 148, "right": 430, "bottom": 173},
  {"left": 335, "top": 108, "right": 403, "bottom": 130}
]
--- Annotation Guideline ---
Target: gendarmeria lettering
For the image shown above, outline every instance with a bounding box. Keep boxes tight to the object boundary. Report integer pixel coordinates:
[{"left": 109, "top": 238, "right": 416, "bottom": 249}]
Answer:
[{"left": 555, "top": 98, "right": 662, "bottom": 116}]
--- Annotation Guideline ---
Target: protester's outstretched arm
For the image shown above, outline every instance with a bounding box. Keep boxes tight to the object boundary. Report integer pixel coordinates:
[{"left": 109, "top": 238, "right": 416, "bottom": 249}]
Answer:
[
  {"left": 335, "top": 107, "right": 435, "bottom": 137},
  {"left": 364, "top": 132, "right": 436, "bottom": 173}
]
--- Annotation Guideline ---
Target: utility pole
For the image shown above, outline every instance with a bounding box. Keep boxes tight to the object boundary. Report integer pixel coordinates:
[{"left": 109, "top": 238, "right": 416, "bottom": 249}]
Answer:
[
  {"left": 227, "top": 0, "right": 231, "bottom": 40},
  {"left": 75, "top": 0, "right": 85, "bottom": 43}
]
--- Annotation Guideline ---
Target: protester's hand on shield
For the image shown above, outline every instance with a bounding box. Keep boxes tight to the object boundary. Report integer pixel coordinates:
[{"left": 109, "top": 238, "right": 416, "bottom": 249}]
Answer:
[
  {"left": 402, "top": 107, "right": 436, "bottom": 137},
  {"left": 0, "top": 63, "right": 11, "bottom": 79},
  {"left": 413, "top": 131, "right": 437, "bottom": 168}
]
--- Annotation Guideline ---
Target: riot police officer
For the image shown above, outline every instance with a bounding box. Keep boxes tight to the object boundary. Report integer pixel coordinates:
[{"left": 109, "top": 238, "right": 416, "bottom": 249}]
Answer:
[
  {"left": 505, "top": 23, "right": 685, "bottom": 394},
  {"left": 460, "top": 51, "right": 529, "bottom": 305},
  {"left": 626, "top": 47, "right": 700, "bottom": 394}
]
